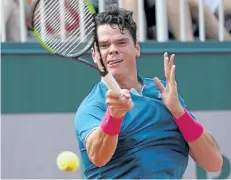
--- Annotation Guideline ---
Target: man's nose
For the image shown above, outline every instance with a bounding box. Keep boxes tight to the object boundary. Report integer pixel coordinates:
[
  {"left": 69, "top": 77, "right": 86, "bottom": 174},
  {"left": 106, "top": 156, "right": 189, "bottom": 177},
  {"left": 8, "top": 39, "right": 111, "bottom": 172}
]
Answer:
[{"left": 109, "top": 44, "right": 119, "bottom": 55}]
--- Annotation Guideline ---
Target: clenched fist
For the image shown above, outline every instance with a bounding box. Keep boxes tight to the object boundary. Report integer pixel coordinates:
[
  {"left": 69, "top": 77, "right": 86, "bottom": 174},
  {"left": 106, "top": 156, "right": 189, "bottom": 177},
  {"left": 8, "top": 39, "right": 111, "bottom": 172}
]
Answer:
[{"left": 106, "top": 89, "right": 134, "bottom": 119}]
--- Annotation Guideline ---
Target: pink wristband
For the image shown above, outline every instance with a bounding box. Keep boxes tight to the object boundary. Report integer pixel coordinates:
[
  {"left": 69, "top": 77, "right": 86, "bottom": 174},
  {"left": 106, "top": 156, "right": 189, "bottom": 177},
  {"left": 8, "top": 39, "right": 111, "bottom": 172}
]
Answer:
[
  {"left": 173, "top": 109, "right": 204, "bottom": 142},
  {"left": 100, "top": 109, "right": 124, "bottom": 136}
]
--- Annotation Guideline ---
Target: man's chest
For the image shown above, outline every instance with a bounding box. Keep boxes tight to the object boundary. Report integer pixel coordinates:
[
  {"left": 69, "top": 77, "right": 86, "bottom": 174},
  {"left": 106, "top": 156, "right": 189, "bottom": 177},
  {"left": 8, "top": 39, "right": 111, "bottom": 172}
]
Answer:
[{"left": 119, "top": 94, "right": 177, "bottom": 141}]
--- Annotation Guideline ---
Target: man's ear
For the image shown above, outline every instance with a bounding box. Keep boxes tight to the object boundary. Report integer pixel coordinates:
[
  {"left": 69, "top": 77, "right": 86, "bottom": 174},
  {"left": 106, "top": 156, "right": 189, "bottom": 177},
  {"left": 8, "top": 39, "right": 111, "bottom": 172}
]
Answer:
[
  {"left": 91, "top": 47, "right": 97, "bottom": 63},
  {"left": 136, "top": 41, "right": 140, "bottom": 57}
]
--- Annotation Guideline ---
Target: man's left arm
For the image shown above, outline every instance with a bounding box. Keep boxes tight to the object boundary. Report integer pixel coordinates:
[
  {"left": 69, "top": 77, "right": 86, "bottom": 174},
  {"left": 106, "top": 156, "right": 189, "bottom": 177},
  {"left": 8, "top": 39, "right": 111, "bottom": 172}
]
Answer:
[
  {"left": 188, "top": 129, "right": 223, "bottom": 172},
  {"left": 153, "top": 52, "right": 223, "bottom": 172},
  {"left": 173, "top": 108, "right": 223, "bottom": 172}
]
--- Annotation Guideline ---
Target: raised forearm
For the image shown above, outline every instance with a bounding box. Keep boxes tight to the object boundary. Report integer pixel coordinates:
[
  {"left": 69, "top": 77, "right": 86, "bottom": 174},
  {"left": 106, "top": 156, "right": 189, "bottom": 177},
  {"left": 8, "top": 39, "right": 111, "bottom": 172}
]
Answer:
[
  {"left": 86, "top": 127, "right": 118, "bottom": 167},
  {"left": 189, "top": 130, "right": 223, "bottom": 172}
]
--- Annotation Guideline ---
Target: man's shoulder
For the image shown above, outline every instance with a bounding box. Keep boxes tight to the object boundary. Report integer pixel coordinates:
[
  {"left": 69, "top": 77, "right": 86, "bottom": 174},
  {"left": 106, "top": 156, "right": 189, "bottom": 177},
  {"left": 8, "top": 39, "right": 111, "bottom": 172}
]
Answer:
[
  {"left": 74, "top": 82, "right": 107, "bottom": 130},
  {"left": 78, "top": 81, "right": 107, "bottom": 109}
]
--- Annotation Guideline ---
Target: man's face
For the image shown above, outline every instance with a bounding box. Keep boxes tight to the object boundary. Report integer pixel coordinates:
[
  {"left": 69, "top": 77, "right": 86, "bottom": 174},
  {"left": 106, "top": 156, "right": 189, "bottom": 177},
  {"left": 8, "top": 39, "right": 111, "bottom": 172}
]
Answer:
[{"left": 92, "top": 24, "right": 140, "bottom": 80}]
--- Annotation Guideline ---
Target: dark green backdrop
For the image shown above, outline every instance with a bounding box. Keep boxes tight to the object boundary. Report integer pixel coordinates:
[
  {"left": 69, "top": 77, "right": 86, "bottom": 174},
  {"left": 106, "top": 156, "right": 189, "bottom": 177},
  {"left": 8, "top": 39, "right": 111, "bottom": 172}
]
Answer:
[{"left": 2, "top": 41, "right": 231, "bottom": 113}]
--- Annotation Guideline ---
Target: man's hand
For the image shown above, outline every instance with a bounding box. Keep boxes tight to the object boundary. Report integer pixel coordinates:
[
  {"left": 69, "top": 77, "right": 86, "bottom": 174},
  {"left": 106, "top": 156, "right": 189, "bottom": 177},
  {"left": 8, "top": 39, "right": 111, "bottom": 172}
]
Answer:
[
  {"left": 106, "top": 89, "right": 134, "bottom": 118},
  {"left": 153, "top": 52, "right": 184, "bottom": 118}
]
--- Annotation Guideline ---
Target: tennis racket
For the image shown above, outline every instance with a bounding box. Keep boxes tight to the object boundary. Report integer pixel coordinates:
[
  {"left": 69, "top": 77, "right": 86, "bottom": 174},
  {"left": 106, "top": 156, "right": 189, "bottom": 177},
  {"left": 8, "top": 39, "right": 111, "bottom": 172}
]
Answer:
[{"left": 30, "top": 0, "right": 121, "bottom": 95}]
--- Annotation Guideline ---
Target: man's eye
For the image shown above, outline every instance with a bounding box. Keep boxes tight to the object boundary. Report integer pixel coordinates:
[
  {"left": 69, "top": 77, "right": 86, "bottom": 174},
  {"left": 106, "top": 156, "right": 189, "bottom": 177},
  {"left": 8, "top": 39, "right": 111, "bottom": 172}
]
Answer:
[{"left": 100, "top": 44, "right": 108, "bottom": 48}]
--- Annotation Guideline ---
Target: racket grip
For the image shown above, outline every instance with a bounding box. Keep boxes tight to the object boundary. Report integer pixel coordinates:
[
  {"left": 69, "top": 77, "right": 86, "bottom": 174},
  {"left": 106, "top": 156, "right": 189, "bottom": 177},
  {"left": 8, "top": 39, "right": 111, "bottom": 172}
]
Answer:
[{"left": 103, "top": 73, "right": 121, "bottom": 96}]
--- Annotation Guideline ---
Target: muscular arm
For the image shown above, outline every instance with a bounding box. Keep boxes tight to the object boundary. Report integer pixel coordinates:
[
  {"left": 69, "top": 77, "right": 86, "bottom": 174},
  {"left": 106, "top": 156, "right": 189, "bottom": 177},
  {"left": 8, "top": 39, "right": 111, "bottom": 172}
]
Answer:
[
  {"left": 83, "top": 89, "right": 133, "bottom": 167},
  {"left": 86, "top": 127, "right": 118, "bottom": 167},
  {"left": 189, "top": 130, "right": 223, "bottom": 172}
]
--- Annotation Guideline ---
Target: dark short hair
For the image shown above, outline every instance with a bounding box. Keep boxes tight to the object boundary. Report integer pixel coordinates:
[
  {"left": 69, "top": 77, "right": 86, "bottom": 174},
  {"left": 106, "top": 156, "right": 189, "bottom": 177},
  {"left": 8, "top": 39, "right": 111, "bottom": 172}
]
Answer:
[{"left": 95, "top": 4, "right": 137, "bottom": 44}]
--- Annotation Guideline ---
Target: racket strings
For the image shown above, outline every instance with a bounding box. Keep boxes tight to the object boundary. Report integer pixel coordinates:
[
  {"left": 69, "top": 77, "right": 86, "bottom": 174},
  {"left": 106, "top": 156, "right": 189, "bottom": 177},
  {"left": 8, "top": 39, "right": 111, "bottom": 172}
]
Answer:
[
  {"left": 53, "top": 12, "right": 94, "bottom": 55},
  {"left": 35, "top": 0, "right": 80, "bottom": 27},
  {"left": 34, "top": 1, "right": 57, "bottom": 23},
  {"left": 49, "top": 6, "right": 92, "bottom": 55},
  {"left": 34, "top": 0, "right": 80, "bottom": 38},
  {"left": 35, "top": 0, "right": 86, "bottom": 36},
  {"left": 57, "top": 13, "right": 95, "bottom": 54},
  {"left": 60, "top": 23, "right": 94, "bottom": 56},
  {"left": 53, "top": 7, "right": 93, "bottom": 52},
  {"left": 34, "top": 0, "right": 95, "bottom": 56}
]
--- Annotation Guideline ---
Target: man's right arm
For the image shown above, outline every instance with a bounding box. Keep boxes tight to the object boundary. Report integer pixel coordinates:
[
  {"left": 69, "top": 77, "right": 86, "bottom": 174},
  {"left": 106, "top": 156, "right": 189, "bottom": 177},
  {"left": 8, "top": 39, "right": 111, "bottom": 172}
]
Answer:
[
  {"left": 86, "top": 127, "right": 118, "bottom": 167},
  {"left": 85, "top": 89, "right": 134, "bottom": 167}
]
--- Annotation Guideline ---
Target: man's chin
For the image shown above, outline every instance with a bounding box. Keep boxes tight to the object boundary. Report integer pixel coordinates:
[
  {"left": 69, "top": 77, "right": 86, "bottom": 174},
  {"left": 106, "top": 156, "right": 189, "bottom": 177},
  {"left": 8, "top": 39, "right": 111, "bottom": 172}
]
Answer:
[{"left": 108, "top": 69, "right": 117, "bottom": 76}]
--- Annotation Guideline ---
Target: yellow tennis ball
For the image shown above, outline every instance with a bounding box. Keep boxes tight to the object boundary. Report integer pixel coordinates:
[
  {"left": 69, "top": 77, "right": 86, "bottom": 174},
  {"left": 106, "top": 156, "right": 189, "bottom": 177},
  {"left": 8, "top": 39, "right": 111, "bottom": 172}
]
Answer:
[{"left": 56, "top": 151, "right": 80, "bottom": 172}]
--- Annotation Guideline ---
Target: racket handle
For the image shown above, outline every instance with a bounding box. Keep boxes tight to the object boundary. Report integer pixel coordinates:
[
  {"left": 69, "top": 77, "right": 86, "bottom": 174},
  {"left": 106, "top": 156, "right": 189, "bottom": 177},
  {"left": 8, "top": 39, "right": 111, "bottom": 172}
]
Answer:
[{"left": 103, "top": 73, "right": 121, "bottom": 96}]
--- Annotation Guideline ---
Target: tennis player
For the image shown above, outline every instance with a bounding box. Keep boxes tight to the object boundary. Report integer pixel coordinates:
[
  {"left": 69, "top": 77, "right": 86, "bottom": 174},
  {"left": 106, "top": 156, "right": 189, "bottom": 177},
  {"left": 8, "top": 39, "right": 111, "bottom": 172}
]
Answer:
[{"left": 75, "top": 4, "right": 223, "bottom": 179}]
